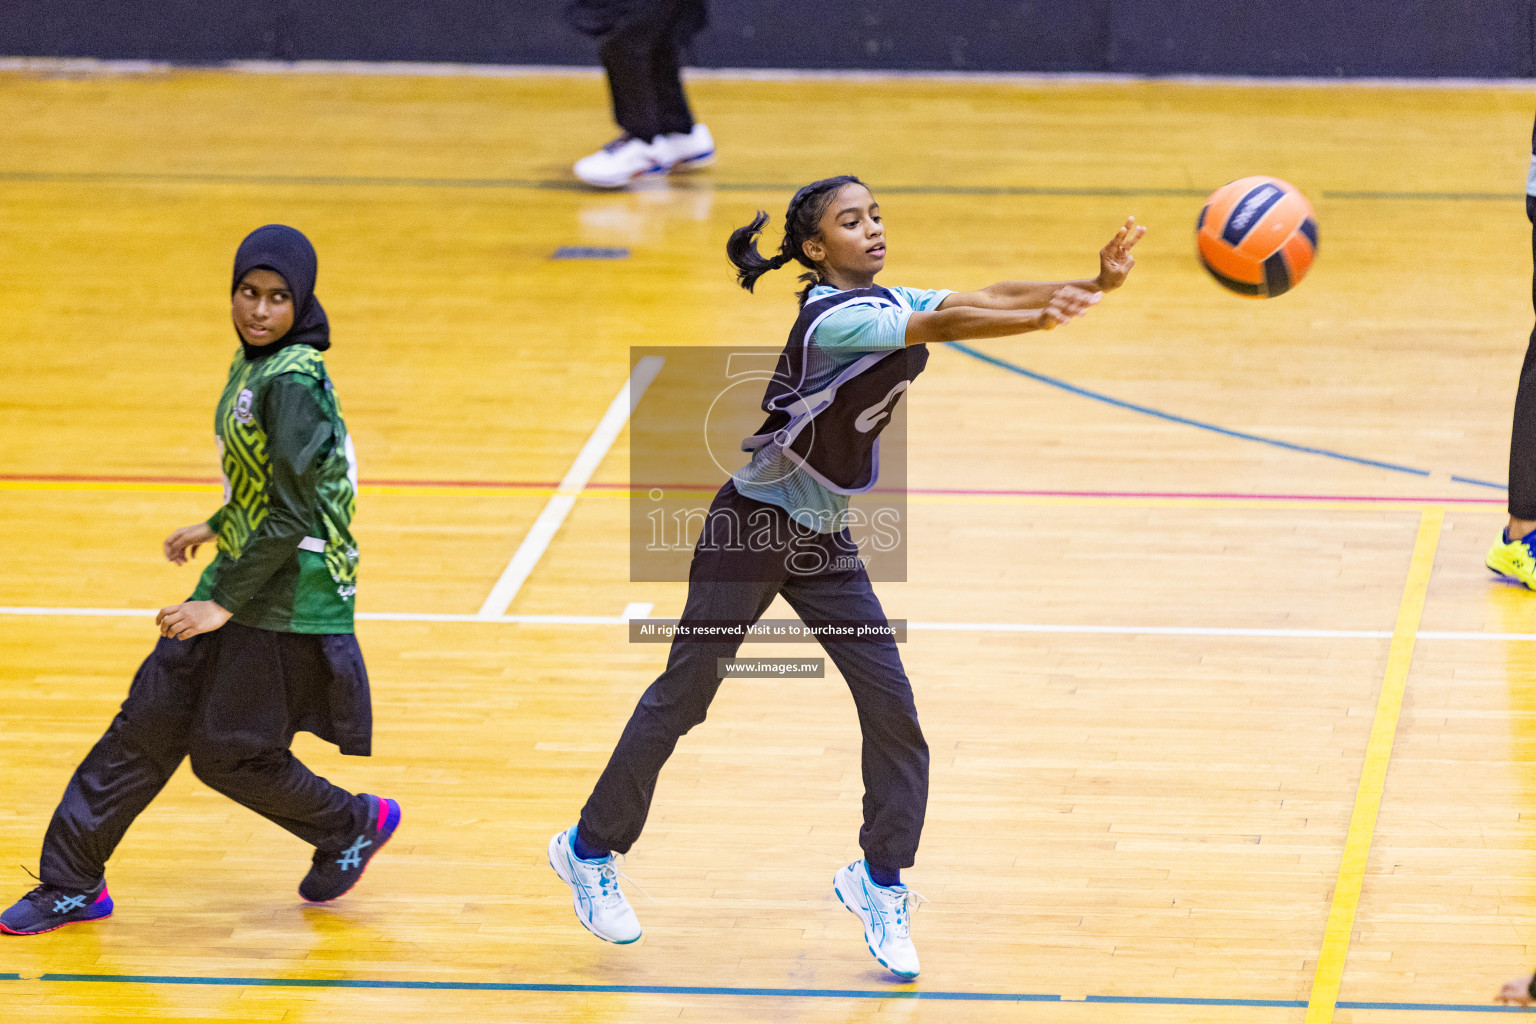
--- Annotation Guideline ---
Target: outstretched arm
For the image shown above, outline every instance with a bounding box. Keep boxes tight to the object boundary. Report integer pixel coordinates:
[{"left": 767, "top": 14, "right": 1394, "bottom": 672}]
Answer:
[
  {"left": 938, "top": 217, "right": 1146, "bottom": 310},
  {"left": 904, "top": 285, "right": 1100, "bottom": 345}
]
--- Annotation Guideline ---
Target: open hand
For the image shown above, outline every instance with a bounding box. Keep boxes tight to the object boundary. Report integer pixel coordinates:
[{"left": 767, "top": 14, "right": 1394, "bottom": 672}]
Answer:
[
  {"left": 1035, "top": 284, "right": 1101, "bottom": 330},
  {"left": 156, "top": 600, "right": 232, "bottom": 640},
  {"left": 1496, "top": 974, "right": 1534, "bottom": 1006},
  {"left": 165, "top": 522, "right": 216, "bottom": 565},
  {"left": 1096, "top": 216, "right": 1147, "bottom": 292}
]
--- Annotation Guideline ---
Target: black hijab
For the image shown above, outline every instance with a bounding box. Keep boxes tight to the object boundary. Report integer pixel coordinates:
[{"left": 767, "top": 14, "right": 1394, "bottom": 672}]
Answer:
[{"left": 232, "top": 224, "right": 330, "bottom": 360}]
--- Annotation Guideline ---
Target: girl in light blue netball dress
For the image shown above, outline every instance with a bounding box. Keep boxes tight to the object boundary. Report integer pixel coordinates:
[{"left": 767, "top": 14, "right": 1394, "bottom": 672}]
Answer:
[{"left": 550, "top": 174, "right": 1143, "bottom": 978}]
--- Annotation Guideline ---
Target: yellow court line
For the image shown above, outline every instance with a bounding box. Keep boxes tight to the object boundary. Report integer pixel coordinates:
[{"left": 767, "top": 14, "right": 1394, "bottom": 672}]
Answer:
[{"left": 1304, "top": 508, "right": 1443, "bottom": 1024}]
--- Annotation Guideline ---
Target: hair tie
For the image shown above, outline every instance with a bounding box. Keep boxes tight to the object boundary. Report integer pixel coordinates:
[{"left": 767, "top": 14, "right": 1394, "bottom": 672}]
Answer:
[{"left": 771, "top": 253, "right": 792, "bottom": 269}]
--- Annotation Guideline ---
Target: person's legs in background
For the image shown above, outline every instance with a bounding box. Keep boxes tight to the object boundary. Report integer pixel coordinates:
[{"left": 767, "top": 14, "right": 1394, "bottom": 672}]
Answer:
[
  {"left": 573, "top": 0, "right": 713, "bottom": 187},
  {"left": 1487, "top": 193, "right": 1536, "bottom": 588}
]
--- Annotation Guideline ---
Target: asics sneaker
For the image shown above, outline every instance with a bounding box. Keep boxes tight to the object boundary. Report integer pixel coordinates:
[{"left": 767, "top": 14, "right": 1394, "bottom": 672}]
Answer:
[
  {"left": 1489, "top": 528, "right": 1536, "bottom": 589},
  {"left": 833, "top": 859, "right": 925, "bottom": 979},
  {"left": 573, "top": 135, "right": 663, "bottom": 189},
  {"left": 547, "top": 825, "right": 641, "bottom": 944},
  {"left": 0, "top": 878, "right": 113, "bottom": 935},
  {"left": 299, "top": 794, "right": 401, "bottom": 903},
  {"left": 651, "top": 124, "right": 716, "bottom": 172}
]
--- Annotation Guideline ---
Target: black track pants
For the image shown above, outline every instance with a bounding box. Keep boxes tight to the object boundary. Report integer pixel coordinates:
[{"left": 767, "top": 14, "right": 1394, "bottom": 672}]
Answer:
[
  {"left": 599, "top": 0, "right": 697, "bottom": 140},
  {"left": 39, "top": 625, "right": 369, "bottom": 890},
  {"left": 1509, "top": 194, "right": 1536, "bottom": 520},
  {"left": 579, "top": 484, "right": 929, "bottom": 869}
]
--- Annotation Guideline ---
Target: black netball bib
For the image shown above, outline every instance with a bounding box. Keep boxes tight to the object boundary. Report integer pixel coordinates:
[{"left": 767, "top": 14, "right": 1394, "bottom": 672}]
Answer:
[{"left": 742, "top": 287, "right": 929, "bottom": 495}]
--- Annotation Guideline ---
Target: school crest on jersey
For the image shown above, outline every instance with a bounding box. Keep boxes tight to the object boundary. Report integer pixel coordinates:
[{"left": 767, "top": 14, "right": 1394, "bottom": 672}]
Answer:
[{"left": 234, "top": 388, "right": 255, "bottom": 425}]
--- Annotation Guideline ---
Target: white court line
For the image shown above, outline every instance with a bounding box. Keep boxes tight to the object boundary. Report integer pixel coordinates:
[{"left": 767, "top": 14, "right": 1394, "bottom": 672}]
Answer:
[
  {"left": 5, "top": 58, "right": 1534, "bottom": 90},
  {"left": 910, "top": 622, "right": 1392, "bottom": 639},
  {"left": 5, "top": 605, "right": 1536, "bottom": 640},
  {"left": 476, "top": 356, "right": 665, "bottom": 619}
]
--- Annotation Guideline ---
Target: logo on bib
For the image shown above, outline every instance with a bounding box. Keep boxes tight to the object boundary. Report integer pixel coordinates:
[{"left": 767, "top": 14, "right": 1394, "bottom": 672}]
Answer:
[
  {"left": 234, "top": 388, "right": 255, "bottom": 425},
  {"left": 855, "top": 381, "right": 911, "bottom": 433}
]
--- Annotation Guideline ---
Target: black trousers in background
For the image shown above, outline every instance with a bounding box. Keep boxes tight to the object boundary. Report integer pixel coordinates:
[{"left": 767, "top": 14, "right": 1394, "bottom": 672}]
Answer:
[
  {"left": 579, "top": 483, "right": 930, "bottom": 870},
  {"left": 1510, "top": 193, "right": 1536, "bottom": 519},
  {"left": 40, "top": 622, "right": 370, "bottom": 890},
  {"left": 599, "top": 0, "right": 698, "bottom": 140}
]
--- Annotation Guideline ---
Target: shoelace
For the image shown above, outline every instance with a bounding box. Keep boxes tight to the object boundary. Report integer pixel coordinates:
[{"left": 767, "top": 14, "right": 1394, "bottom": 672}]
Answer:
[
  {"left": 602, "top": 134, "right": 639, "bottom": 154},
  {"left": 17, "top": 866, "right": 52, "bottom": 905},
  {"left": 888, "top": 887, "right": 929, "bottom": 939},
  {"left": 593, "top": 854, "right": 650, "bottom": 907}
]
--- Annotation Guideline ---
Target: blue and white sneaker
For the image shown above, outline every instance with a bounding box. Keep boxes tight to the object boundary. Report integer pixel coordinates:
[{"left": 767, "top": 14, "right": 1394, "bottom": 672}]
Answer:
[
  {"left": 299, "top": 794, "right": 401, "bottom": 903},
  {"left": 652, "top": 124, "right": 716, "bottom": 173},
  {"left": 0, "top": 879, "right": 113, "bottom": 935},
  {"left": 573, "top": 136, "right": 663, "bottom": 189},
  {"left": 547, "top": 826, "right": 641, "bottom": 944},
  {"left": 833, "top": 860, "right": 926, "bottom": 979}
]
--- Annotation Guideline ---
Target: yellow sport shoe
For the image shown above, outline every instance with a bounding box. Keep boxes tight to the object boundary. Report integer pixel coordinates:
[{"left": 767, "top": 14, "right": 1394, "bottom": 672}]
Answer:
[{"left": 1488, "top": 531, "right": 1536, "bottom": 589}]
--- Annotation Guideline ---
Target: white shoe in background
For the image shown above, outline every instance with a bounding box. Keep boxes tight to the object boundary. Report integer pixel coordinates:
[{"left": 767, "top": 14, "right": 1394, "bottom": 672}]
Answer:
[
  {"left": 833, "top": 859, "right": 925, "bottom": 979},
  {"left": 573, "top": 136, "right": 663, "bottom": 189},
  {"left": 652, "top": 123, "right": 716, "bottom": 172}
]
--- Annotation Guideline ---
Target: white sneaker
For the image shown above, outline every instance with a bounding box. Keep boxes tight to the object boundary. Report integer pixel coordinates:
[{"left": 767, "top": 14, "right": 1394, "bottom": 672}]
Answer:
[
  {"left": 547, "top": 826, "right": 642, "bottom": 943},
  {"left": 651, "top": 124, "right": 715, "bottom": 172},
  {"left": 573, "top": 136, "right": 663, "bottom": 189},
  {"left": 833, "top": 860, "right": 925, "bottom": 979}
]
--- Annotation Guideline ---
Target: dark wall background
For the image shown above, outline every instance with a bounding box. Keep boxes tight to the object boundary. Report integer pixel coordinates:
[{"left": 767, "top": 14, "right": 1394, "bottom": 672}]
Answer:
[{"left": 2, "top": 1, "right": 1533, "bottom": 77}]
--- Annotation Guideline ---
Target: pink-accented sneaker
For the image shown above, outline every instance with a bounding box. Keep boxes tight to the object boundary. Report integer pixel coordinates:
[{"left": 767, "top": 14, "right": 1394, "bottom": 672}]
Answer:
[
  {"left": 0, "top": 879, "right": 113, "bottom": 935},
  {"left": 299, "top": 794, "right": 401, "bottom": 903}
]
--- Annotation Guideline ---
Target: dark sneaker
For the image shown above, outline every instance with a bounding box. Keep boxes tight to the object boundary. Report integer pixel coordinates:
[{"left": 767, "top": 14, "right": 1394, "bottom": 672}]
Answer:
[
  {"left": 1, "top": 879, "right": 113, "bottom": 935},
  {"left": 299, "top": 794, "right": 401, "bottom": 903}
]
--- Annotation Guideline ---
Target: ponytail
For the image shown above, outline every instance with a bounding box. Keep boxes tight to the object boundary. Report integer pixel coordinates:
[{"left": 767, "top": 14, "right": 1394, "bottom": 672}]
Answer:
[
  {"left": 724, "top": 174, "right": 867, "bottom": 306},
  {"left": 725, "top": 211, "right": 791, "bottom": 293}
]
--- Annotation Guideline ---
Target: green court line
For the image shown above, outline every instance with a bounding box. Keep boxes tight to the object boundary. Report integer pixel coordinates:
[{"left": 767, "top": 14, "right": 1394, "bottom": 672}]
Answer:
[
  {"left": 0, "top": 169, "right": 1521, "bottom": 201},
  {"left": 7, "top": 974, "right": 1524, "bottom": 1011},
  {"left": 36, "top": 974, "right": 1054, "bottom": 1000}
]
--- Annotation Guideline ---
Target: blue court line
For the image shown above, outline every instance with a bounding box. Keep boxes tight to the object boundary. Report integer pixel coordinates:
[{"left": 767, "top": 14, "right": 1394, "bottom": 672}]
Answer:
[
  {"left": 20, "top": 974, "right": 1533, "bottom": 1011},
  {"left": 1087, "top": 995, "right": 1306, "bottom": 1007},
  {"left": 1452, "top": 474, "right": 1509, "bottom": 490},
  {"left": 0, "top": 170, "right": 1523, "bottom": 202},
  {"left": 36, "top": 974, "right": 1056, "bottom": 1000},
  {"left": 947, "top": 342, "right": 1433, "bottom": 476}
]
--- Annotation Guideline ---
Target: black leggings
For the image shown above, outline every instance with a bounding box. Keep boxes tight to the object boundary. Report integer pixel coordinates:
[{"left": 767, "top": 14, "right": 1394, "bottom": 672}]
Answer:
[
  {"left": 39, "top": 625, "right": 369, "bottom": 890},
  {"left": 1510, "top": 194, "right": 1536, "bottom": 520},
  {"left": 579, "top": 483, "right": 929, "bottom": 870}
]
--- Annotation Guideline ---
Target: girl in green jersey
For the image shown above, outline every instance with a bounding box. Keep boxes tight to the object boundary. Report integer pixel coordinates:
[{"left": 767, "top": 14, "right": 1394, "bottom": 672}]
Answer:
[{"left": 2, "top": 226, "right": 400, "bottom": 936}]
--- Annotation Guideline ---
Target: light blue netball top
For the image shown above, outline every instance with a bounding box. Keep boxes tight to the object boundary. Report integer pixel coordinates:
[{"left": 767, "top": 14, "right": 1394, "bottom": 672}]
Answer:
[{"left": 732, "top": 284, "right": 953, "bottom": 532}]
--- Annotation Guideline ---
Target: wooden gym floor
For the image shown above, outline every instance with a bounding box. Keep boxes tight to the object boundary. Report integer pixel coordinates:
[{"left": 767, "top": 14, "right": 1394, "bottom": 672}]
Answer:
[{"left": 1, "top": 62, "right": 1535, "bottom": 1023}]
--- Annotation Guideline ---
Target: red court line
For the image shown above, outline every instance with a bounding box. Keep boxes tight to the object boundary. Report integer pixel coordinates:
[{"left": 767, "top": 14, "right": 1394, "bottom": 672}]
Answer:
[
  {"left": 0, "top": 472, "right": 225, "bottom": 485},
  {"left": 0, "top": 472, "right": 1506, "bottom": 504}
]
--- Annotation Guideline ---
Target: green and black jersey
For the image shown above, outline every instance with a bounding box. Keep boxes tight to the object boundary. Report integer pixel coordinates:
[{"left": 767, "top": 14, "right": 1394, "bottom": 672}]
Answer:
[{"left": 190, "top": 345, "right": 359, "bottom": 633}]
